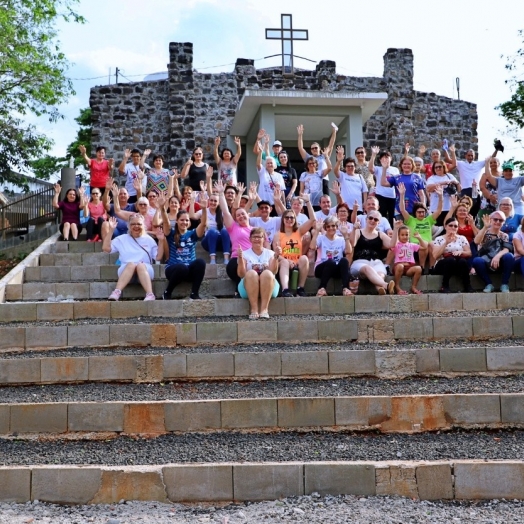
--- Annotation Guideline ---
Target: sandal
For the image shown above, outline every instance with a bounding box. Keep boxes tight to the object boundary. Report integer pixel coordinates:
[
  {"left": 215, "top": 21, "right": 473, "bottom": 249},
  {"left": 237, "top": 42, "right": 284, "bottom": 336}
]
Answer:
[
  {"left": 249, "top": 313, "right": 259, "bottom": 320},
  {"left": 397, "top": 289, "right": 408, "bottom": 295},
  {"left": 411, "top": 289, "right": 423, "bottom": 295},
  {"left": 316, "top": 288, "right": 327, "bottom": 297},
  {"left": 259, "top": 311, "right": 270, "bottom": 319},
  {"left": 387, "top": 281, "right": 395, "bottom": 295},
  {"left": 377, "top": 287, "right": 386, "bottom": 295},
  {"left": 342, "top": 288, "right": 353, "bottom": 296}
]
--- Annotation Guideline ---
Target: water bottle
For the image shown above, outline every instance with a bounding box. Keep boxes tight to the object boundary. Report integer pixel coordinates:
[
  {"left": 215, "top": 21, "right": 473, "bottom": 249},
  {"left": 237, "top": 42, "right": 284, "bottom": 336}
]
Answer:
[
  {"left": 471, "top": 180, "right": 479, "bottom": 199},
  {"left": 290, "top": 267, "right": 299, "bottom": 291}
]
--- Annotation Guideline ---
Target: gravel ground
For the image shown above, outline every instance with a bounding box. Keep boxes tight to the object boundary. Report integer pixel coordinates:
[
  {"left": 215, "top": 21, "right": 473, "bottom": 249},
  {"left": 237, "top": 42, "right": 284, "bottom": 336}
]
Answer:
[
  {"left": 1, "top": 375, "right": 523, "bottom": 403},
  {"left": 1, "top": 496, "right": 524, "bottom": 523},
  {"left": 0, "top": 429, "right": 523, "bottom": 465}
]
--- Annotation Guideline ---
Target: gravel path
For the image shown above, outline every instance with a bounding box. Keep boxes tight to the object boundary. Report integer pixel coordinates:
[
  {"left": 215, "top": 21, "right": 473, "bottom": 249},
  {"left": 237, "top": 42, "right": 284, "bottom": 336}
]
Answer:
[
  {"left": 0, "top": 496, "right": 523, "bottom": 523},
  {"left": 1, "top": 375, "right": 523, "bottom": 403},
  {"left": 0, "top": 429, "right": 523, "bottom": 465}
]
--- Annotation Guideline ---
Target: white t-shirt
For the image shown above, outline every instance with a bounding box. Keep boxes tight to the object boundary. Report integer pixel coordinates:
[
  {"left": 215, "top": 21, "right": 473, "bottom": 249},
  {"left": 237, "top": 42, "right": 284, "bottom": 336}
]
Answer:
[
  {"left": 338, "top": 173, "right": 368, "bottom": 210},
  {"left": 513, "top": 230, "right": 524, "bottom": 260},
  {"left": 299, "top": 171, "right": 324, "bottom": 206},
  {"left": 305, "top": 153, "right": 329, "bottom": 180},
  {"left": 427, "top": 174, "right": 456, "bottom": 212},
  {"left": 242, "top": 247, "right": 275, "bottom": 273},
  {"left": 315, "top": 235, "right": 346, "bottom": 267},
  {"left": 357, "top": 214, "right": 392, "bottom": 234},
  {"left": 110, "top": 234, "right": 158, "bottom": 265},
  {"left": 124, "top": 162, "right": 150, "bottom": 196},
  {"left": 296, "top": 212, "right": 309, "bottom": 226},
  {"left": 456, "top": 159, "right": 486, "bottom": 189},
  {"left": 314, "top": 207, "right": 337, "bottom": 221},
  {"left": 249, "top": 216, "right": 281, "bottom": 244},
  {"left": 432, "top": 234, "right": 469, "bottom": 261},
  {"left": 257, "top": 168, "right": 285, "bottom": 204},
  {"left": 373, "top": 166, "right": 397, "bottom": 198}
]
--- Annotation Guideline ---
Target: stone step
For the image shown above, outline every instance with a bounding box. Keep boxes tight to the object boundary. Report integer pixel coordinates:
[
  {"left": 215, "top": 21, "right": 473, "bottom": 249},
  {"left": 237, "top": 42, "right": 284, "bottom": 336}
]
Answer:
[{"left": 0, "top": 345, "right": 523, "bottom": 386}]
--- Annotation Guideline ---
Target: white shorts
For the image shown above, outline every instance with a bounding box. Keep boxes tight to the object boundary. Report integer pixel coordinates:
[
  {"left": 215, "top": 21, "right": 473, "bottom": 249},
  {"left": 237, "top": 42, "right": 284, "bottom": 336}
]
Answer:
[
  {"left": 117, "top": 262, "right": 154, "bottom": 280},
  {"left": 350, "top": 259, "right": 387, "bottom": 278}
]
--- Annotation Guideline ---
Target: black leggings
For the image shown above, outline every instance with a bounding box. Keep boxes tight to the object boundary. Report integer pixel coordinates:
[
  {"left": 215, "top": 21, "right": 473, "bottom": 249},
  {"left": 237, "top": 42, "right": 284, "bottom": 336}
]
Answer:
[
  {"left": 226, "top": 257, "right": 241, "bottom": 284},
  {"left": 433, "top": 257, "right": 470, "bottom": 289},
  {"left": 85, "top": 217, "right": 105, "bottom": 240},
  {"left": 314, "top": 258, "right": 350, "bottom": 289},
  {"left": 376, "top": 194, "right": 396, "bottom": 228},
  {"left": 165, "top": 259, "right": 206, "bottom": 295}
]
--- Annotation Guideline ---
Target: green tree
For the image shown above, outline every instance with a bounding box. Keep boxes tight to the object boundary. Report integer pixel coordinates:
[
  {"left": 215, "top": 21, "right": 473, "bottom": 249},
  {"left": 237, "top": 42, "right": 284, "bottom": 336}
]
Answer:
[{"left": 0, "top": 0, "right": 84, "bottom": 186}]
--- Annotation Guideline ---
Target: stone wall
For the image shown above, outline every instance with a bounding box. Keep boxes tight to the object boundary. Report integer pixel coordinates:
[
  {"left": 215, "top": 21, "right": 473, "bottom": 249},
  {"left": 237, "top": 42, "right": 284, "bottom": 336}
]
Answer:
[{"left": 89, "top": 44, "right": 478, "bottom": 169}]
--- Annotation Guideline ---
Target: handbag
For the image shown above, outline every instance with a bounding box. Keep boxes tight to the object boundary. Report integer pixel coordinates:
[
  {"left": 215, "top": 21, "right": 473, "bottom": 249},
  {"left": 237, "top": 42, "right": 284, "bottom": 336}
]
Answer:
[{"left": 479, "top": 237, "right": 513, "bottom": 264}]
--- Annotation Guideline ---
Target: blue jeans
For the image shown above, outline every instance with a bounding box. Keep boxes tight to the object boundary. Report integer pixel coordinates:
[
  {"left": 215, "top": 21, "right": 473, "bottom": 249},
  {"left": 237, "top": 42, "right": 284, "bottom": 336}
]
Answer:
[
  {"left": 201, "top": 228, "right": 231, "bottom": 256},
  {"left": 472, "top": 253, "right": 515, "bottom": 286}
]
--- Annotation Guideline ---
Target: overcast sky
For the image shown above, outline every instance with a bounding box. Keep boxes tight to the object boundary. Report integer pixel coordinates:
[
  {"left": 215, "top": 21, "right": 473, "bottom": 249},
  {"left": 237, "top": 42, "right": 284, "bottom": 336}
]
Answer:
[{"left": 36, "top": 0, "right": 524, "bottom": 164}]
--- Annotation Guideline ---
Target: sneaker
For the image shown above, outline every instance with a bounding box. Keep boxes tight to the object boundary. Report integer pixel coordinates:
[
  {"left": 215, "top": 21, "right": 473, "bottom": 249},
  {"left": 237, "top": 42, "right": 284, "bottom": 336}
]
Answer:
[
  {"left": 144, "top": 293, "right": 156, "bottom": 301},
  {"left": 296, "top": 287, "right": 306, "bottom": 297},
  {"left": 189, "top": 292, "right": 201, "bottom": 300},
  {"left": 281, "top": 289, "right": 294, "bottom": 298},
  {"left": 162, "top": 289, "right": 172, "bottom": 300},
  {"left": 483, "top": 284, "right": 495, "bottom": 293},
  {"left": 439, "top": 286, "right": 451, "bottom": 294},
  {"left": 500, "top": 284, "right": 510, "bottom": 293},
  {"left": 108, "top": 289, "right": 121, "bottom": 301}
]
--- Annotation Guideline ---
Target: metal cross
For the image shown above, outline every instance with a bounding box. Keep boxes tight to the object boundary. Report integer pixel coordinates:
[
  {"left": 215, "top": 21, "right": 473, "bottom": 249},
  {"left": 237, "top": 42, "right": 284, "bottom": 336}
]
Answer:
[{"left": 265, "top": 14, "right": 308, "bottom": 75}]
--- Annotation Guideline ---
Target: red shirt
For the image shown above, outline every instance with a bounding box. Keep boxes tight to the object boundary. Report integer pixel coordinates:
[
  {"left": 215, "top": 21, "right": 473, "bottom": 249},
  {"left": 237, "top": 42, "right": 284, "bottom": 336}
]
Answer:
[{"left": 90, "top": 160, "right": 110, "bottom": 187}]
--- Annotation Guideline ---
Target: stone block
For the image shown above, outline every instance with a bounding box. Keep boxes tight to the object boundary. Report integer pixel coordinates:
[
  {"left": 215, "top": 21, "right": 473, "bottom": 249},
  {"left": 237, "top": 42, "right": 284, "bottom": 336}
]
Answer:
[
  {"left": 187, "top": 353, "right": 234, "bottom": 378},
  {"left": 500, "top": 394, "right": 524, "bottom": 424},
  {"left": 207, "top": 279, "right": 236, "bottom": 298},
  {"left": 328, "top": 350, "right": 375, "bottom": 375},
  {"left": 5, "top": 284, "right": 22, "bottom": 301},
  {"left": 25, "top": 326, "right": 67, "bottom": 350},
  {"left": 304, "top": 463, "right": 375, "bottom": 496},
  {"left": 428, "top": 294, "right": 463, "bottom": 312},
  {"left": 388, "top": 295, "right": 412, "bottom": 314},
  {"left": 0, "top": 468, "right": 31, "bottom": 502},
  {"left": 150, "top": 324, "right": 175, "bottom": 346},
  {"left": 233, "top": 464, "right": 303, "bottom": 501},
  {"left": 68, "top": 403, "right": 124, "bottom": 431},
  {"left": 175, "top": 323, "right": 196, "bottom": 345},
  {"left": 268, "top": 298, "right": 286, "bottom": 315},
  {"left": 376, "top": 465, "right": 418, "bottom": 498},
  {"left": 74, "top": 301, "right": 111, "bottom": 319},
  {"left": 90, "top": 469, "right": 168, "bottom": 503},
  {"left": 487, "top": 346, "right": 524, "bottom": 371},
  {"left": 163, "top": 354, "right": 187, "bottom": 379},
  {"left": 0, "top": 359, "right": 40, "bottom": 384},
  {"left": 71, "top": 265, "right": 100, "bottom": 281},
  {"left": 22, "top": 282, "right": 56, "bottom": 301},
  {"left": 319, "top": 296, "right": 355, "bottom": 315},
  {"left": 443, "top": 394, "right": 500, "bottom": 425},
  {"left": 415, "top": 348, "right": 440, "bottom": 373},
  {"left": 68, "top": 324, "right": 110, "bottom": 347},
  {"left": 234, "top": 352, "right": 281, "bottom": 377},
  {"left": 0, "top": 303, "right": 36, "bottom": 323},
  {"left": 415, "top": 464, "right": 453, "bottom": 500},
  {"left": 462, "top": 293, "right": 497, "bottom": 311},
  {"left": 163, "top": 464, "right": 233, "bottom": 502},
  {"left": 89, "top": 355, "right": 137, "bottom": 381},
  {"left": 410, "top": 294, "right": 429, "bottom": 312},
  {"left": 110, "top": 301, "right": 148, "bottom": 319},
  {"left": 335, "top": 396, "right": 392, "bottom": 427},
  {"left": 183, "top": 299, "right": 215, "bottom": 318},
  {"left": 0, "top": 406, "right": 9, "bottom": 434},
  {"left": 164, "top": 401, "right": 221, "bottom": 432},
  {"left": 197, "top": 322, "right": 237, "bottom": 343},
  {"left": 39, "top": 266, "right": 71, "bottom": 282},
  {"left": 124, "top": 403, "right": 166, "bottom": 434},
  {"left": 221, "top": 399, "right": 277, "bottom": 428},
  {"left": 472, "top": 316, "right": 512, "bottom": 338},
  {"left": 11, "top": 403, "right": 68, "bottom": 433},
  {"left": 148, "top": 300, "right": 184, "bottom": 318},
  {"left": 278, "top": 397, "right": 334, "bottom": 427},
  {"left": 433, "top": 317, "right": 472, "bottom": 339},
  {"left": 377, "top": 350, "right": 416, "bottom": 378},
  {"left": 357, "top": 319, "right": 394, "bottom": 343},
  {"left": 440, "top": 347, "right": 486, "bottom": 372},
  {"left": 454, "top": 462, "right": 524, "bottom": 499},
  {"left": 0, "top": 327, "right": 25, "bottom": 352},
  {"left": 100, "top": 265, "right": 118, "bottom": 280},
  {"left": 381, "top": 396, "right": 447, "bottom": 432},
  {"left": 277, "top": 320, "right": 318, "bottom": 342},
  {"left": 213, "top": 298, "right": 249, "bottom": 317},
  {"left": 68, "top": 242, "right": 95, "bottom": 253},
  {"left": 89, "top": 282, "right": 112, "bottom": 299},
  {"left": 284, "top": 297, "right": 320, "bottom": 315},
  {"left": 237, "top": 321, "right": 278, "bottom": 342},
  {"left": 36, "top": 302, "right": 74, "bottom": 321},
  {"left": 135, "top": 355, "right": 163, "bottom": 382},
  {"left": 82, "top": 253, "right": 110, "bottom": 266},
  {"left": 318, "top": 319, "right": 358, "bottom": 341},
  {"left": 32, "top": 467, "right": 102, "bottom": 504},
  {"left": 394, "top": 318, "right": 433, "bottom": 340},
  {"left": 110, "top": 324, "right": 152, "bottom": 346},
  {"left": 354, "top": 295, "right": 390, "bottom": 313},
  {"left": 55, "top": 282, "right": 90, "bottom": 300},
  {"left": 23, "top": 266, "right": 40, "bottom": 281},
  {"left": 281, "top": 351, "right": 329, "bottom": 376},
  {"left": 497, "top": 291, "right": 524, "bottom": 310}
]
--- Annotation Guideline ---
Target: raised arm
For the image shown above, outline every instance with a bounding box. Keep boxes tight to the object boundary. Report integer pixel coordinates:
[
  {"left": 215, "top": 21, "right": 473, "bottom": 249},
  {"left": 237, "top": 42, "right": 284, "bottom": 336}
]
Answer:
[
  {"left": 447, "top": 144, "right": 457, "bottom": 170},
  {"left": 139, "top": 148, "right": 151, "bottom": 170},
  {"left": 213, "top": 136, "right": 221, "bottom": 166},
  {"left": 333, "top": 145, "right": 344, "bottom": 179},
  {"left": 215, "top": 180, "right": 234, "bottom": 229},
  {"left": 330, "top": 180, "right": 343, "bottom": 205},
  {"left": 195, "top": 193, "right": 208, "bottom": 238},
  {"left": 232, "top": 136, "right": 242, "bottom": 164},
  {"left": 255, "top": 140, "right": 263, "bottom": 171},
  {"left": 474, "top": 215, "right": 490, "bottom": 245},
  {"left": 252, "top": 129, "right": 265, "bottom": 154},
  {"left": 309, "top": 220, "right": 324, "bottom": 251},
  {"left": 368, "top": 145, "right": 379, "bottom": 175},
  {"left": 297, "top": 124, "right": 308, "bottom": 161},
  {"left": 52, "top": 183, "right": 61, "bottom": 209},
  {"left": 321, "top": 148, "right": 332, "bottom": 177},
  {"left": 118, "top": 149, "right": 130, "bottom": 174},
  {"left": 180, "top": 157, "right": 193, "bottom": 179},
  {"left": 430, "top": 186, "right": 444, "bottom": 220},
  {"left": 78, "top": 145, "right": 91, "bottom": 166},
  {"left": 325, "top": 123, "right": 337, "bottom": 156},
  {"left": 298, "top": 194, "right": 316, "bottom": 235},
  {"left": 397, "top": 183, "right": 410, "bottom": 222},
  {"left": 380, "top": 164, "right": 392, "bottom": 188}
]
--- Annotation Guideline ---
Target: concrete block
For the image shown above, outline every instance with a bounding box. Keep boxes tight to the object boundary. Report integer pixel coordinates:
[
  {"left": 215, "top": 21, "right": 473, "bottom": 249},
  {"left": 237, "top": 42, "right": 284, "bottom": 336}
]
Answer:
[
  {"left": 22, "top": 282, "right": 56, "bottom": 301},
  {"left": 234, "top": 352, "right": 281, "bottom": 377},
  {"left": 197, "top": 322, "right": 237, "bottom": 343},
  {"left": 163, "top": 354, "right": 187, "bottom": 379},
  {"left": 150, "top": 324, "right": 175, "bottom": 347},
  {"left": 164, "top": 401, "right": 221, "bottom": 432},
  {"left": 487, "top": 346, "right": 524, "bottom": 371},
  {"left": 375, "top": 350, "right": 416, "bottom": 378},
  {"left": 36, "top": 302, "right": 74, "bottom": 321},
  {"left": 277, "top": 320, "right": 318, "bottom": 342},
  {"left": 376, "top": 465, "right": 418, "bottom": 498},
  {"left": 175, "top": 323, "right": 196, "bottom": 345},
  {"left": 0, "top": 327, "right": 25, "bottom": 352},
  {"left": 89, "top": 355, "right": 137, "bottom": 381},
  {"left": 100, "top": 265, "right": 118, "bottom": 280},
  {"left": 71, "top": 265, "right": 100, "bottom": 281},
  {"left": 11, "top": 403, "right": 68, "bottom": 433},
  {"left": 428, "top": 294, "right": 463, "bottom": 312},
  {"left": 221, "top": 399, "right": 277, "bottom": 428},
  {"left": 68, "top": 324, "right": 110, "bottom": 347},
  {"left": 380, "top": 396, "right": 447, "bottom": 432},
  {"left": 389, "top": 295, "right": 412, "bottom": 314},
  {"left": 82, "top": 252, "right": 110, "bottom": 266},
  {"left": 335, "top": 396, "right": 392, "bottom": 427},
  {"left": 0, "top": 359, "right": 40, "bottom": 384},
  {"left": 55, "top": 282, "right": 90, "bottom": 300},
  {"left": 304, "top": 463, "right": 375, "bottom": 496},
  {"left": 0, "top": 303, "right": 36, "bottom": 323},
  {"left": 25, "top": 326, "right": 67, "bottom": 350},
  {"left": 0, "top": 406, "right": 10, "bottom": 434},
  {"left": 268, "top": 298, "right": 286, "bottom": 316},
  {"left": 472, "top": 316, "right": 512, "bottom": 338},
  {"left": 357, "top": 319, "right": 394, "bottom": 343},
  {"left": 497, "top": 291, "right": 524, "bottom": 310},
  {"left": 415, "top": 348, "right": 440, "bottom": 373},
  {"left": 416, "top": 464, "right": 453, "bottom": 500},
  {"left": 410, "top": 294, "right": 429, "bottom": 312},
  {"left": 110, "top": 301, "right": 148, "bottom": 319},
  {"left": 74, "top": 301, "right": 111, "bottom": 319},
  {"left": 183, "top": 299, "right": 215, "bottom": 318},
  {"left": 5, "top": 284, "right": 22, "bottom": 301},
  {"left": 284, "top": 297, "right": 320, "bottom": 315},
  {"left": 39, "top": 266, "right": 71, "bottom": 282},
  {"left": 278, "top": 397, "right": 334, "bottom": 427},
  {"left": 440, "top": 347, "right": 486, "bottom": 372},
  {"left": 433, "top": 317, "right": 472, "bottom": 339},
  {"left": 319, "top": 296, "right": 355, "bottom": 315},
  {"left": 68, "top": 242, "right": 95, "bottom": 253},
  {"left": 110, "top": 324, "right": 152, "bottom": 346},
  {"left": 281, "top": 351, "right": 328, "bottom": 376},
  {"left": 237, "top": 320, "right": 278, "bottom": 343},
  {"left": 135, "top": 355, "right": 163, "bottom": 382},
  {"left": 328, "top": 350, "right": 375, "bottom": 375},
  {"left": 0, "top": 468, "right": 31, "bottom": 502},
  {"left": 462, "top": 293, "right": 497, "bottom": 311},
  {"left": 68, "top": 403, "right": 124, "bottom": 431},
  {"left": 187, "top": 353, "right": 234, "bottom": 378},
  {"left": 91, "top": 469, "right": 168, "bottom": 503},
  {"left": 148, "top": 300, "right": 184, "bottom": 318},
  {"left": 500, "top": 394, "right": 524, "bottom": 424},
  {"left": 89, "top": 282, "right": 112, "bottom": 299},
  {"left": 318, "top": 319, "right": 358, "bottom": 341},
  {"left": 394, "top": 318, "right": 433, "bottom": 340},
  {"left": 214, "top": 298, "right": 249, "bottom": 317},
  {"left": 454, "top": 462, "right": 524, "bottom": 499},
  {"left": 32, "top": 467, "right": 102, "bottom": 504},
  {"left": 354, "top": 295, "right": 390, "bottom": 313},
  {"left": 163, "top": 464, "right": 233, "bottom": 502},
  {"left": 443, "top": 394, "right": 500, "bottom": 425},
  {"left": 233, "top": 464, "right": 303, "bottom": 501},
  {"left": 23, "top": 266, "right": 40, "bottom": 281},
  {"left": 124, "top": 403, "right": 165, "bottom": 434}
]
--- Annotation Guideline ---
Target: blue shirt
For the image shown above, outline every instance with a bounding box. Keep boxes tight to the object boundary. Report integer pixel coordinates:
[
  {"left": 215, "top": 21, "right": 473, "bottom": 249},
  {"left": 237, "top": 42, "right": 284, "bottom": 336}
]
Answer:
[
  {"left": 109, "top": 203, "right": 135, "bottom": 232},
  {"left": 166, "top": 229, "right": 201, "bottom": 266},
  {"left": 387, "top": 174, "right": 426, "bottom": 214}
]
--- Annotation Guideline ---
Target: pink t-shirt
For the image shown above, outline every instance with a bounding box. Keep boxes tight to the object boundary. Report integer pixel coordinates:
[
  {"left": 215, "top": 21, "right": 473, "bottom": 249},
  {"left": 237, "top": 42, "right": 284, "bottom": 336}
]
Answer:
[
  {"left": 227, "top": 221, "right": 253, "bottom": 258},
  {"left": 88, "top": 201, "right": 107, "bottom": 221},
  {"left": 392, "top": 241, "right": 420, "bottom": 264}
]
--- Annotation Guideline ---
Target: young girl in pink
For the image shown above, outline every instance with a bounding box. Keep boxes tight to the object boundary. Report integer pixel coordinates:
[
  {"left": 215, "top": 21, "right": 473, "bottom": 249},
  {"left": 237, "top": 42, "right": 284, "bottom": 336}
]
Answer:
[{"left": 391, "top": 223, "right": 427, "bottom": 295}]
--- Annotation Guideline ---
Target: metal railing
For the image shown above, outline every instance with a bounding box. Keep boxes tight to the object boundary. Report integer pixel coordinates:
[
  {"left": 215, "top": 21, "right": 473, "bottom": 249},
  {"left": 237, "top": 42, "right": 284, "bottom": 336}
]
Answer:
[{"left": 0, "top": 187, "right": 58, "bottom": 239}]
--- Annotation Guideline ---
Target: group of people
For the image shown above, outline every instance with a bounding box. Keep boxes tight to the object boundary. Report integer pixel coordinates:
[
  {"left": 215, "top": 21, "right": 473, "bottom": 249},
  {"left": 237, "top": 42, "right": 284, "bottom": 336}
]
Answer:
[{"left": 52, "top": 134, "right": 523, "bottom": 318}]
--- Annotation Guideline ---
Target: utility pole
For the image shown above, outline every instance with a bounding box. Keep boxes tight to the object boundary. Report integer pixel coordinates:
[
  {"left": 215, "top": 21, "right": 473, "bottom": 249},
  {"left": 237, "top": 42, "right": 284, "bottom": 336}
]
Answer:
[{"left": 115, "top": 67, "right": 120, "bottom": 84}]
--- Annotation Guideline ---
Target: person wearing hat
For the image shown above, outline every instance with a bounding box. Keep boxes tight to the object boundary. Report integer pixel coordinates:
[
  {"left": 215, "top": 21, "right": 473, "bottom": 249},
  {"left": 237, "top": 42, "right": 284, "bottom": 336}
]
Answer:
[
  {"left": 253, "top": 129, "right": 282, "bottom": 167},
  {"left": 472, "top": 210, "right": 515, "bottom": 293},
  {"left": 249, "top": 200, "right": 281, "bottom": 245},
  {"left": 482, "top": 160, "right": 524, "bottom": 215}
]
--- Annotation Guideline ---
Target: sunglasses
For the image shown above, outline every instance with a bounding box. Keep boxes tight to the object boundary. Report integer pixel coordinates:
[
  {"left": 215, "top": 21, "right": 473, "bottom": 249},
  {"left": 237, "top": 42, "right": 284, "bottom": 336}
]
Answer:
[
  {"left": 284, "top": 216, "right": 295, "bottom": 220},
  {"left": 311, "top": 147, "right": 319, "bottom": 150},
  {"left": 356, "top": 151, "right": 365, "bottom": 154},
  {"left": 434, "top": 165, "right": 444, "bottom": 169},
  {"left": 491, "top": 218, "right": 504, "bottom": 222},
  {"left": 325, "top": 225, "right": 337, "bottom": 229},
  {"left": 367, "top": 216, "right": 380, "bottom": 222},
  {"left": 447, "top": 224, "right": 459, "bottom": 228}
]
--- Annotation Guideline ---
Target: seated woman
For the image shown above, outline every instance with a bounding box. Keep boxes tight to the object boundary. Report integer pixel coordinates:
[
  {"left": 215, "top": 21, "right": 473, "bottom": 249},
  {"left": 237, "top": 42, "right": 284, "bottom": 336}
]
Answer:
[
  {"left": 350, "top": 211, "right": 394, "bottom": 295},
  {"left": 160, "top": 194, "right": 208, "bottom": 300},
  {"left": 238, "top": 227, "right": 281, "bottom": 319},
  {"left": 445, "top": 195, "right": 479, "bottom": 267},
  {"left": 86, "top": 188, "right": 107, "bottom": 242},
  {"left": 273, "top": 197, "right": 315, "bottom": 297},
  {"left": 472, "top": 211, "right": 515, "bottom": 293},
  {"left": 498, "top": 198, "right": 523, "bottom": 241},
  {"left": 52, "top": 184, "right": 89, "bottom": 241},
  {"left": 431, "top": 217, "right": 472, "bottom": 293},
  {"left": 310, "top": 216, "right": 353, "bottom": 297},
  {"left": 512, "top": 216, "right": 524, "bottom": 275},
  {"left": 103, "top": 215, "right": 164, "bottom": 301}
]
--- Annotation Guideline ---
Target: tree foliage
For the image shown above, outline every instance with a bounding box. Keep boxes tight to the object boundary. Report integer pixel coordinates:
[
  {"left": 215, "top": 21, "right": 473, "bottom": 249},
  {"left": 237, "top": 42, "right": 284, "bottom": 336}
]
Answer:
[{"left": 0, "top": 0, "right": 84, "bottom": 186}]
